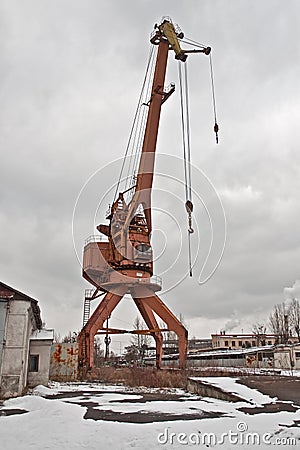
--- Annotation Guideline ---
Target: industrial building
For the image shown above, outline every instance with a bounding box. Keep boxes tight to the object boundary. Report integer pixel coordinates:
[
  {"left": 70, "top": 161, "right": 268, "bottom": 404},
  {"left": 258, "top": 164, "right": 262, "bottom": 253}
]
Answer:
[
  {"left": 212, "top": 333, "right": 282, "bottom": 349},
  {"left": 0, "top": 281, "right": 53, "bottom": 398}
]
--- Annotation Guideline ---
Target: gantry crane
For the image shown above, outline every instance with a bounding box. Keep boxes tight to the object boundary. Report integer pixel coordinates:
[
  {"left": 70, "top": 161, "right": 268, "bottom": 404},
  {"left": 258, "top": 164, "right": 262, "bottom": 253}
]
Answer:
[{"left": 78, "top": 18, "right": 212, "bottom": 373}]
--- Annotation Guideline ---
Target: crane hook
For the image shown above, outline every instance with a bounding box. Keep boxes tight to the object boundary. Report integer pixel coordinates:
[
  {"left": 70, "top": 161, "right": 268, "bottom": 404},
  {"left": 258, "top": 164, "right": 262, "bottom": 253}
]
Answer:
[
  {"left": 214, "top": 122, "right": 219, "bottom": 144},
  {"left": 185, "top": 200, "right": 194, "bottom": 234}
]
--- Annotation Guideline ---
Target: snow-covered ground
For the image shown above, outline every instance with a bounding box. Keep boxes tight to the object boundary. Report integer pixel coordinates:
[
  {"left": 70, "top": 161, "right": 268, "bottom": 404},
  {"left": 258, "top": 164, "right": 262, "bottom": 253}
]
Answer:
[
  {"left": 0, "top": 379, "right": 299, "bottom": 449},
  {"left": 190, "top": 376, "right": 276, "bottom": 404}
]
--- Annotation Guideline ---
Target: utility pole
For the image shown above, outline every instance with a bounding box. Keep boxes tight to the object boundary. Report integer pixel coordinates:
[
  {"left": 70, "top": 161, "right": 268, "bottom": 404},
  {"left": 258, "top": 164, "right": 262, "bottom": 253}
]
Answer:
[
  {"left": 284, "top": 310, "right": 289, "bottom": 345},
  {"left": 104, "top": 316, "right": 111, "bottom": 359}
]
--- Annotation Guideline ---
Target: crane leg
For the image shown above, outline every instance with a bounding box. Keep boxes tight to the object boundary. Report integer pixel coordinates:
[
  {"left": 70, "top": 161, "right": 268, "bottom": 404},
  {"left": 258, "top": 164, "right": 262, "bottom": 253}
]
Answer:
[
  {"left": 78, "top": 287, "right": 127, "bottom": 374},
  {"left": 133, "top": 297, "right": 163, "bottom": 369},
  {"left": 132, "top": 286, "right": 188, "bottom": 369}
]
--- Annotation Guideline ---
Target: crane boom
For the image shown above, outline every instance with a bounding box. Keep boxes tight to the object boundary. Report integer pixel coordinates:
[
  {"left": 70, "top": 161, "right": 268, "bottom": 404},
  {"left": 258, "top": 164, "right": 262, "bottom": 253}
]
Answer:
[{"left": 123, "top": 20, "right": 186, "bottom": 238}]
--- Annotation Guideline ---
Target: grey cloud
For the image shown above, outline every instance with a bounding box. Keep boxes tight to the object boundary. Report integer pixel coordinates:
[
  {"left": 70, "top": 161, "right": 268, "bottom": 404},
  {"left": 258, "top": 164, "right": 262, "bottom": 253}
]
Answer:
[{"left": 0, "top": 1, "right": 299, "bottom": 340}]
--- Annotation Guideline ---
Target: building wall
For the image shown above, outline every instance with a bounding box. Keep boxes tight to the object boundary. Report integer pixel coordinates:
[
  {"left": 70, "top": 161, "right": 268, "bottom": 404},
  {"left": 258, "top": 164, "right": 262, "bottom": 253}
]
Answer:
[
  {"left": 274, "top": 349, "right": 292, "bottom": 370},
  {"left": 0, "top": 300, "right": 8, "bottom": 368},
  {"left": 0, "top": 300, "right": 34, "bottom": 397},
  {"left": 295, "top": 347, "right": 300, "bottom": 370},
  {"left": 49, "top": 343, "right": 78, "bottom": 381},
  {"left": 27, "top": 339, "right": 52, "bottom": 387},
  {"left": 274, "top": 345, "right": 300, "bottom": 370},
  {"left": 162, "top": 356, "right": 273, "bottom": 369},
  {"left": 157, "top": 349, "right": 274, "bottom": 369},
  {"left": 212, "top": 334, "right": 277, "bottom": 349}
]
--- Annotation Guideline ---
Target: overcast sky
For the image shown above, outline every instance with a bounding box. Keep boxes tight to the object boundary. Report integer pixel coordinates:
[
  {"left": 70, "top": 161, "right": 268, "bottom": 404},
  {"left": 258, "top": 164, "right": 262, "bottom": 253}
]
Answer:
[{"left": 1, "top": 1, "right": 300, "bottom": 352}]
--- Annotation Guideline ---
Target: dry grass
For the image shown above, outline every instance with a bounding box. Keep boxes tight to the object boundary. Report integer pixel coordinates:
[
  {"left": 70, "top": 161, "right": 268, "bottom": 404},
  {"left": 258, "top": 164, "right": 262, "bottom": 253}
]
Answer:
[
  {"left": 187, "top": 367, "right": 254, "bottom": 377},
  {"left": 76, "top": 364, "right": 259, "bottom": 388},
  {"left": 86, "top": 366, "right": 188, "bottom": 388}
]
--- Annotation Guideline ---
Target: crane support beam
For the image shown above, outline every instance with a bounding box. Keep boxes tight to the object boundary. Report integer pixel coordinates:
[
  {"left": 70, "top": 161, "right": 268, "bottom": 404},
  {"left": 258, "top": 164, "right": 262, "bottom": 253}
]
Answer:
[
  {"left": 133, "top": 285, "right": 188, "bottom": 369},
  {"left": 95, "top": 327, "right": 168, "bottom": 335},
  {"left": 78, "top": 287, "right": 127, "bottom": 374}
]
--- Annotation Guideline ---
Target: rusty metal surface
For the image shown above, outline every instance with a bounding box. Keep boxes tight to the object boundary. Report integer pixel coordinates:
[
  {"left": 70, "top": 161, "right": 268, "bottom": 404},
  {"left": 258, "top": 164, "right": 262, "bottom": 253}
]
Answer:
[
  {"left": 50, "top": 343, "right": 78, "bottom": 381},
  {"left": 77, "top": 20, "right": 195, "bottom": 373}
]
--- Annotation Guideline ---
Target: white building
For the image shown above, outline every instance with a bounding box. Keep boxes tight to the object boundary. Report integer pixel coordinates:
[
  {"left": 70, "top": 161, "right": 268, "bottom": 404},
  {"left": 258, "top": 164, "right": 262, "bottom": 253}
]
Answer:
[
  {"left": 0, "top": 281, "right": 53, "bottom": 398},
  {"left": 274, "top": 343, "right": 300, "bottom": 370},
  {"left": 28, "top": 329, "right": 54, "bottom": 387}
]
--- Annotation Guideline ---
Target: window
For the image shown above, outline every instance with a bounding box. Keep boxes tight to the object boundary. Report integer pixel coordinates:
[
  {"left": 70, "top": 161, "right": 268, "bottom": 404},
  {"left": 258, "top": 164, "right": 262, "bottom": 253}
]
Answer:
[
  {"left": 224, "top": 340, "right": 229, "bottom": 347},
  {"left": 268, "top": 341, "right": 272, "bottom": 345},
  {"left": 295, "top": 352, "right": 300, "bottom": 358},
  {"left": 252, "top": 341, "right": 256, "bottom": 347},
  {"left": 232, "top": 341, "right": 236, "bottom": 347},
  {"left": 29, "top": 354, "right": 39, "bottom": 372},
  {"left": 238, "top": 341, "right": 243, "bottom": 347},
  {"left": 136, "top": 243, "right": 150, "bottom": 253}
]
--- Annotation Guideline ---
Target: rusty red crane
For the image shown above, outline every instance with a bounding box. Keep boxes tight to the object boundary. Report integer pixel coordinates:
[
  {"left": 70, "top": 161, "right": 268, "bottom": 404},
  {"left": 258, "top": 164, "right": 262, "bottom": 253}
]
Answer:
[{"left": 78, "top": 18, "right": 212, "bottom": 373}]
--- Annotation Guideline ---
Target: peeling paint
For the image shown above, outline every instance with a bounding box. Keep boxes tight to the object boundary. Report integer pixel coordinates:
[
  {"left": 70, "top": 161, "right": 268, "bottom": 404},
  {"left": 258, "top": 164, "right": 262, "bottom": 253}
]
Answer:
[{"left": 50, "top": 343, "right": 78, "bottom": 381}]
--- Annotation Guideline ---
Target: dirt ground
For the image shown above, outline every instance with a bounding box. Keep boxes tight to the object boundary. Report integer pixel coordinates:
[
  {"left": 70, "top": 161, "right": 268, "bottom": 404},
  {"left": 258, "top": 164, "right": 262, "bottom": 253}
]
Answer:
[
  {"left": 45, "top": 375, "right": 300, "bottom": 422},
  {"left": 47, "top": 390, "right": 224, "bottom": 423},
  {"left": 238, "top": 375, "right": 300, "bottom": 405}
]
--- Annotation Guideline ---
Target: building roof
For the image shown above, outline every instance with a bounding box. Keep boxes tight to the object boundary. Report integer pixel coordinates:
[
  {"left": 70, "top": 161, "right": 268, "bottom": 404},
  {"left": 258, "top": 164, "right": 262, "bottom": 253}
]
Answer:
[
  {"left": 0, "top": 281, "right": 42, "bottom": 329},
  {"left": 189, "top": 345, "right": 275, "bottom": 358},
  {"left": 274, "top": 343, "right": 300, "bottom": 350},
  {"left": 30, "top": 329, "right": 54, "bottom": 341},
  {"left": 211, "top": 333, "right": 278, "bottom": 338}
]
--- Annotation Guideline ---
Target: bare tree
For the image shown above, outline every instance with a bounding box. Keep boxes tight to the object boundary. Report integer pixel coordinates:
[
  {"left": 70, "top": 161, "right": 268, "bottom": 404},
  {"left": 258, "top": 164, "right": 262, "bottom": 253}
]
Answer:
[
  {"left": 131, "top": 316, "right": 151, "bottom": 348},
  {"left": 94, "top": 336, "right": 104, "bottom": 367},
  {"left": 123, "top": 317, "right": 151, "bottom": 362},
  {"left": 124, "top": 344, "right": 140, "bottom": 362},
  {"left": 62, "top": 331, "right": 78, "bottom": 343},
  {"left": 289, "top": 298, "right": 300, "bottom": 342},
  {"left": 252, "top": 322, "right": 267, "bottom": 346},
  {"left": 269, "top": 303, "right": 290, "bottom": 344},
  {"left": 53, "top": 331, "right": 61, "bottom": 343}
]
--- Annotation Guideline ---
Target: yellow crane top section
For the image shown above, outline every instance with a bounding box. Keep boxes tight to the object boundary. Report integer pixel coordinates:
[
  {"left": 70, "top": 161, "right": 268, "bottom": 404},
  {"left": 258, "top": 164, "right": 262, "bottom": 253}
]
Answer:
[
  {"left": 150, "top": 18, "right": 187, "bottom": 61},
  {"left": 159, "top": 20, "right": 186, "bottom": 61}
]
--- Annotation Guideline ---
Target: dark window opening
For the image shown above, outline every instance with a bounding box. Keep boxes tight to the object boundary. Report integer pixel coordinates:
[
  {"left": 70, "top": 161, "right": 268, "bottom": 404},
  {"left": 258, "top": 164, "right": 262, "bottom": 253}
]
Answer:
[
  {"left": 136, "top": 243, "right": 150, "bottom": 253},
  {"left": 232, "top": 341, "right": 236, "bottom": 347},
  {"left": 29, "top": 354, "right": 39, "bottom": 372}
]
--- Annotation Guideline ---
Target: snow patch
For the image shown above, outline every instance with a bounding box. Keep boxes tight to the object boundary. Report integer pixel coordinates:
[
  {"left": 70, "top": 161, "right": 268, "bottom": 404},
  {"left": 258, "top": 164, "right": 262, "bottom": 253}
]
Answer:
[{"left": 190, "top": 377, "right": 276, "bottom": 405}]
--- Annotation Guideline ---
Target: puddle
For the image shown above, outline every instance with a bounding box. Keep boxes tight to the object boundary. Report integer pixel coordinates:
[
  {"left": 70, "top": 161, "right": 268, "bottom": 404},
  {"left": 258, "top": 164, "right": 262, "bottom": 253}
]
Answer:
[
  {"left": 83, "top": 407, "right": 223, "bottom": 423},
  {"left": 0, "top": 409, "right": 28, "bottom": 417},
  {"left": 46, "top": 389, "right": 224, "bottom": 423},
  {"left": 239, "top": 402, "right": 299, "bottom": 415}
]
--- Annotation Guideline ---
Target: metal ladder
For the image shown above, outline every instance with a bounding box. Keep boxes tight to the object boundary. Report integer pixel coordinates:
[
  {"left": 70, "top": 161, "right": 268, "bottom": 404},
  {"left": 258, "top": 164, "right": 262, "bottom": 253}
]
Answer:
[{"left": 82, "top": 289, "right": 94, "bottom": 327}]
